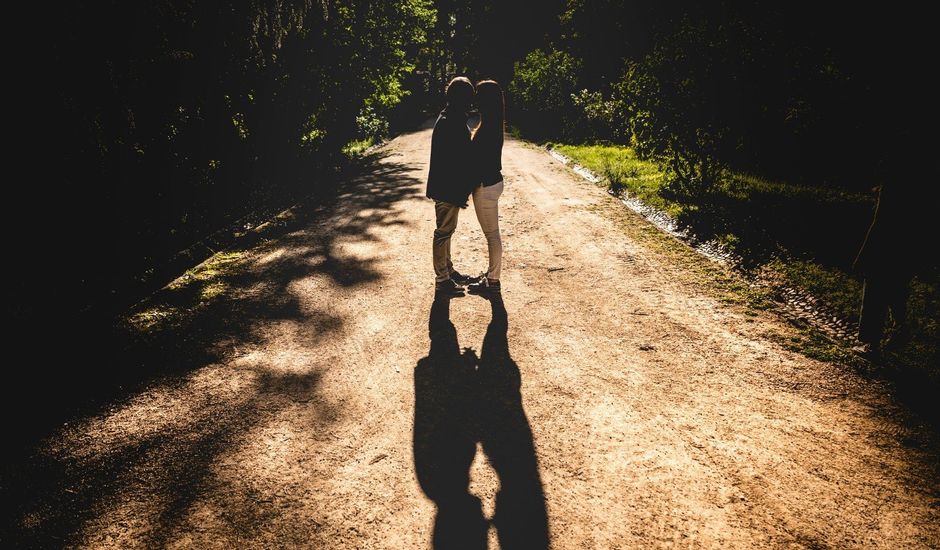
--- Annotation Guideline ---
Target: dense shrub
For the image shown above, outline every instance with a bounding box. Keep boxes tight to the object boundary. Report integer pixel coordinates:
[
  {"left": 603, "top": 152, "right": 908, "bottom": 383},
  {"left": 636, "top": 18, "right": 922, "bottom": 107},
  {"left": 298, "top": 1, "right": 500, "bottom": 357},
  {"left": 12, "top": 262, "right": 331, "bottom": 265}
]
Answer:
[
  {"left": 570, "top": 89, "right": 629, "bottom": 143},
  {"left": 508, "top": 48, "right": 582, "bottom": 141},
  {"left": 613, "top": 20, "right": 759, "bottom": 200}
]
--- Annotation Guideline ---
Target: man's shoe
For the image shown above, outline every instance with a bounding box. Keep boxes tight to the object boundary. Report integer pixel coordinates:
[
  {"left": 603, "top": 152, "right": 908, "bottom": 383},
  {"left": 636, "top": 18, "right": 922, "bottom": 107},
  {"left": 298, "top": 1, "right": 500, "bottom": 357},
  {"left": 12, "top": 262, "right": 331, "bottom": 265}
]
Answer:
[
  {"left": 851, "top": 342, "right": 881, "bottom": 362},
  {"left": 467, "top": 276, "right": 500, "bottom": 296},
  {"left": 435, "top": 278, "right": 465, "bottom": 297},
  {"left": 450, "top": 270, "right": 478, "bottom": 285}
]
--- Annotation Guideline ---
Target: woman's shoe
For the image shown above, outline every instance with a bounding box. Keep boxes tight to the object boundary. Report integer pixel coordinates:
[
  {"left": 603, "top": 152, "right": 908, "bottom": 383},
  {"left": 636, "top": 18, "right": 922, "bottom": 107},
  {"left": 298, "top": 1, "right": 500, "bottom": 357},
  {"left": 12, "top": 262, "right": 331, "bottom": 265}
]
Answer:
[{"left": 467, "top": 276, "right": 500, "bottom": 296}]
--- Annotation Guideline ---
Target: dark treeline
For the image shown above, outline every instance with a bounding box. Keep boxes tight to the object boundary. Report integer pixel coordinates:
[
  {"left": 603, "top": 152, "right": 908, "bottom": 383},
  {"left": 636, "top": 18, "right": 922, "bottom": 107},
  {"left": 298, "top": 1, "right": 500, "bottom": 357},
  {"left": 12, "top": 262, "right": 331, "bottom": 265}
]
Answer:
[
  {"left": 28, "top": 1, "right": 435, "bottom": 325},
  {"left": 13, "top": 0, "right": 561, "bottom": 330},
  {"left": 428, "top": 0, "right": 564, "bottom": 84},
  {"left": 511, "top": 1, "right": 933, "bottom": 191}
]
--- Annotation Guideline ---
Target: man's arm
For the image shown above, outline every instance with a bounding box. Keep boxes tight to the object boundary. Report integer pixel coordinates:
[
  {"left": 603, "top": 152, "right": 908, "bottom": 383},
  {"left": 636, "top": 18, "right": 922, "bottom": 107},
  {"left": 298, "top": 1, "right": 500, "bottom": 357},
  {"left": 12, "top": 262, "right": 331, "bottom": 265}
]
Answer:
[
  {"left": 454, "top": 122, "right": 475, "bottom": 198},
  {"left": 442, "top": 117, "right": 471, "bottom": 206}
]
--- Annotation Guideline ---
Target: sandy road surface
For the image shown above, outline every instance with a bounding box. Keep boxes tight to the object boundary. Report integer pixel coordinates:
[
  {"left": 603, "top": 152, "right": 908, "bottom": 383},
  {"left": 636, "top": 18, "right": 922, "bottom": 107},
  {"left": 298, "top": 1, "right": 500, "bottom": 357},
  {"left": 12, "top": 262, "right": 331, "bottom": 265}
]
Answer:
[{"left": 12, "top": 124, "right": 940, "bottom": 548}]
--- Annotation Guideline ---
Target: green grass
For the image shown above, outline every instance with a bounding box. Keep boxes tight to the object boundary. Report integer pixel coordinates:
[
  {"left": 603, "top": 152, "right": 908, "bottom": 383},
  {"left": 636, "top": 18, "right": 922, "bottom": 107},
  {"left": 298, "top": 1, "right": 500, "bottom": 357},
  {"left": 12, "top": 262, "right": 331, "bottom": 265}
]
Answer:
[
  {"left": 342, "top": 137, "right": 376, "bottom": 157},
  {"left": 551, "top": 144, "right": 677, "bottom": 216},
  {"left": 126, "top": 249, "right": 247, "bottom": 333},
  {"left": 552, "top": 143, "right": 869, "bottom": 220},
  {"left": 732, "top": 173, "right": 868, "bottom": 204}
]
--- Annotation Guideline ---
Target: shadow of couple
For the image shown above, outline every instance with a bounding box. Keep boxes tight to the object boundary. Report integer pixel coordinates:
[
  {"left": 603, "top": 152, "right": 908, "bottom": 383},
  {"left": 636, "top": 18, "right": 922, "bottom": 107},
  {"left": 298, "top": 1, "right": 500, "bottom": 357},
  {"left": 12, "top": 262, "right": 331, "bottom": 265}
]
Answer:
[{"left": 413, "top": 293, "right": 550, "bottom": 549}]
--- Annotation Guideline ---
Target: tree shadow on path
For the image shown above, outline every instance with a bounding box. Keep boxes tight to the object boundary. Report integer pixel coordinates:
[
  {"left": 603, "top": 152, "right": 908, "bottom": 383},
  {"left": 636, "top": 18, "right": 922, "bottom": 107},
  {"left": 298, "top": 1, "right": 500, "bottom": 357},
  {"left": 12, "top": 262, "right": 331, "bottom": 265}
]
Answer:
[
  {"left": 4, "top": 151, "right": 423, "bottom": 548},
  {"left": 413, "top": 294, "right": 550, "bottom": 549}
]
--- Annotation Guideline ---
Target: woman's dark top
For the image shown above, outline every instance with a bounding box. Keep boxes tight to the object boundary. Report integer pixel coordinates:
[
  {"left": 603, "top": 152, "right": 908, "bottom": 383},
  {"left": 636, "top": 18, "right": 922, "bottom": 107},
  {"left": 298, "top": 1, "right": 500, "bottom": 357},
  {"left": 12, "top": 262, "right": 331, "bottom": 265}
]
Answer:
[{"left": 471, "top": 127, "right": 503, "bottom": 187}]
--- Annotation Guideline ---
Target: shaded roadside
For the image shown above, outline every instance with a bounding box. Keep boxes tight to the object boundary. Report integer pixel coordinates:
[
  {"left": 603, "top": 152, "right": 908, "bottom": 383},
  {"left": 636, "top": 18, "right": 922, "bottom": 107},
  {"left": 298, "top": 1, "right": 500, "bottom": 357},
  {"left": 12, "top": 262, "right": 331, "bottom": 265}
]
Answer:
[{"left": 2, "top": 150, "right": 422, "bottom": 548}]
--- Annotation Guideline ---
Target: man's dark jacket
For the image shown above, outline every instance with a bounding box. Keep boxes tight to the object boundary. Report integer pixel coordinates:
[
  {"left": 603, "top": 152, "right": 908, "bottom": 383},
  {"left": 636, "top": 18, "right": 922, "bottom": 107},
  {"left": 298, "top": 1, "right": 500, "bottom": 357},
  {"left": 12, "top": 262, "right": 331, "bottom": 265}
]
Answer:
[
  {"left": 426, "top": 110, "right": 475, "bottom": 207},
  {"left": 853, "top": 183, "right": 917, "bottom": 278}
]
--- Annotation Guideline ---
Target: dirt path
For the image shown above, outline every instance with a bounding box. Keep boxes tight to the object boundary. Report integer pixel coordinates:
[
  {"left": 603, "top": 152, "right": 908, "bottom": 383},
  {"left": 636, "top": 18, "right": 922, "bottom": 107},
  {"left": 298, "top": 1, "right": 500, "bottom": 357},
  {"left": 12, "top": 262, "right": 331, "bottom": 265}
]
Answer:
[{"left": 15, "top": 125, "right": 940, "bottom": 548}]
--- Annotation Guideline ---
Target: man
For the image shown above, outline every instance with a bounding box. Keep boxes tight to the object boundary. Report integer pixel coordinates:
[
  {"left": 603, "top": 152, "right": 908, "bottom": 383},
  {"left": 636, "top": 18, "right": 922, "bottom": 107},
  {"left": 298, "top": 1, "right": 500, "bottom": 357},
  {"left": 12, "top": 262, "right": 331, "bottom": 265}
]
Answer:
[
  {"left": 427, "top": 76, "right": 478, "bottom": 296},
  {"left": 852, "top": 182, "right": 914, "bottom": 361}
]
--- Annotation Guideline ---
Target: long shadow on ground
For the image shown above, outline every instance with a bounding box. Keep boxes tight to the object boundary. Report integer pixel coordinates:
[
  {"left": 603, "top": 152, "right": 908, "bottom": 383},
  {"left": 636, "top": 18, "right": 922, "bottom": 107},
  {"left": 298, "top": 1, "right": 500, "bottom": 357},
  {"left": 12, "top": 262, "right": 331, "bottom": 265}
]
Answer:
[
  {"left": 414, "top": 294, "right": 550, "bottom": 549},
  {"left": 3, "top": 151, "right": 422, "bottom": 548}
]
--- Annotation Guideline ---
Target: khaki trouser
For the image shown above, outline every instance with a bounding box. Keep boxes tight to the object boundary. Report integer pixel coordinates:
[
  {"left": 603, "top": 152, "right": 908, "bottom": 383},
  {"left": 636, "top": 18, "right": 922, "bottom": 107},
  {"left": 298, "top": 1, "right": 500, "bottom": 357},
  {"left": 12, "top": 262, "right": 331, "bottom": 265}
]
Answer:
[
  {"left": 433, "top": 201, "right": 460, "bottom": 282},
  {"left": 471, "top": 181, "right": 503, "bottom": 280}
]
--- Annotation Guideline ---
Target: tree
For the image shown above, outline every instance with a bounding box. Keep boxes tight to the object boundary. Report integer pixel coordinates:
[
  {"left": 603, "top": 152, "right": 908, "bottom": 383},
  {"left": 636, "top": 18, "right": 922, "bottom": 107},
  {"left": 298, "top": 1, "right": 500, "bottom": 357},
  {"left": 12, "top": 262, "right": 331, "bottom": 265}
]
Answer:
[
  {"left": 35, "top": 0, "right": 435, "bottom": 320},
  {"left": 614, "top": 19, "right": 759, "bottom": 199},
  {"left": 509, "top": 48, "right": 582, "bottom": 141}
]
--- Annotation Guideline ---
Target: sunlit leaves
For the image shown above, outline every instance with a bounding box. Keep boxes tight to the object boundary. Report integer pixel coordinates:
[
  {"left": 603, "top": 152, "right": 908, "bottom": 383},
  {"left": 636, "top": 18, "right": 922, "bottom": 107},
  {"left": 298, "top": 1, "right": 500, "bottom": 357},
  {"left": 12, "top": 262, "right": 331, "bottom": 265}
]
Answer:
[{"left": 509, "top": 48, "right": 582, "bottom": 140}]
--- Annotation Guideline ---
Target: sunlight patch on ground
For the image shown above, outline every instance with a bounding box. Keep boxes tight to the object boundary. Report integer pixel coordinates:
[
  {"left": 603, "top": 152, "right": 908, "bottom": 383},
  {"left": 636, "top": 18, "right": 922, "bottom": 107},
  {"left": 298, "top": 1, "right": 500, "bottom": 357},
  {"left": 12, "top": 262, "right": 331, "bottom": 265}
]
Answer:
[
  {"left": 254, "top": 246, "right": 289, "bottom": 266},
  {"left": 467, "top": 443, "right": 501, "bottom": 546}
]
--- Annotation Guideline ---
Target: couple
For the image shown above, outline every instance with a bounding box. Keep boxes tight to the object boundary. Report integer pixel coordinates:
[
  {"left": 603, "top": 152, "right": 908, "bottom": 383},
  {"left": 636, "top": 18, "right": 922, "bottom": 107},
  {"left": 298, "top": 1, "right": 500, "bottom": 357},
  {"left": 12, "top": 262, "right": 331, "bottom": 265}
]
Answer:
[{"left": 427, "top": 76, "right": 505, "bottom": 297}]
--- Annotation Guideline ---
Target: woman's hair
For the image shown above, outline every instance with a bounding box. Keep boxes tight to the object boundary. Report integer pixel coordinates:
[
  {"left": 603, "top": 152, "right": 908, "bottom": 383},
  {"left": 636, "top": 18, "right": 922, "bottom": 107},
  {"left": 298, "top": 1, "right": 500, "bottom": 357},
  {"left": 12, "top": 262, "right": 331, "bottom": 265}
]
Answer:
[{"left": 473, "top": 80, "right": 504, "bottom": 144}]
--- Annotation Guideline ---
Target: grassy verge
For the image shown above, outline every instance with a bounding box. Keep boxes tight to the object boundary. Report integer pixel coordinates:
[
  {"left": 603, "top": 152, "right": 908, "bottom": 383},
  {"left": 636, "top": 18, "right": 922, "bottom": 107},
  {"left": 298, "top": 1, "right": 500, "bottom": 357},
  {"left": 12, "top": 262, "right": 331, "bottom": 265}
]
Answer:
[
  {"left": 126, "top": 250, "right": 248, "bottom": 333},
  {"left": 551, "top": 144, "right": 676, "bottom": 216},
  {"left": 554, "top": 142, "right": 938, "bottom": 375},
  {"left": 343, "top": 137, "right": 377, "bottom": 157}
]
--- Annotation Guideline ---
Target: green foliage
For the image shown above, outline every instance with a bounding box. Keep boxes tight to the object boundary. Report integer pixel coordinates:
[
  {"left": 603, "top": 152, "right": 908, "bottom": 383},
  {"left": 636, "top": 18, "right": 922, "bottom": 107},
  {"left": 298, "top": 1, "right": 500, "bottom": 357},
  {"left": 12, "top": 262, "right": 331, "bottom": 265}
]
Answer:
[
  {"left": 570, "top": 89, "right": 628, "bottom": 142},
  {"left": 510, "top": 47, "right": 581, "bottom": 111},
  {"left": 58, "top": 0, "right": 436, "bottom": 308},
  {"left": 355, "top": 105, "right": 390, "bottom": 142},
  {"left": 342, "top": 138, "right": 376, "bottom": 158},
  {"left": 509, "top": 48, "right": 582, "bottom": 140},
  {"left": 614, "top": 20, "right": 760, "bottom": 200},
  {"left": 602, "top": 160, "right": 626, "bottom": 195},
  {"left": 552, "top": 142, "right": 875, "bottom": 262}
]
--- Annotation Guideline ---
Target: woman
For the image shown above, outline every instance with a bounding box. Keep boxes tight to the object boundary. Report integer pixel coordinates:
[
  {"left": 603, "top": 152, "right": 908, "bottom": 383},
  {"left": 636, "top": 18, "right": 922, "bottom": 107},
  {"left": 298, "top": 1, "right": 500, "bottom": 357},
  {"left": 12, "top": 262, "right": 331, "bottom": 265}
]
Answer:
[{"left": 467, "top": 80, "right": 505, "bottom": 296}]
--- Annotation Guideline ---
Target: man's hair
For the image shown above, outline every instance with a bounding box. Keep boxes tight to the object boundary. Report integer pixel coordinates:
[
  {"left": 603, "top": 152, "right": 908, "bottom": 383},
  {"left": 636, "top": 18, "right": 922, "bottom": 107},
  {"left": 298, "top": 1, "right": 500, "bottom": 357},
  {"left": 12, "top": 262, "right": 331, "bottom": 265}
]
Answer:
[{"left": 445, "top": 76, "right": 474, "bottom": 105}]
